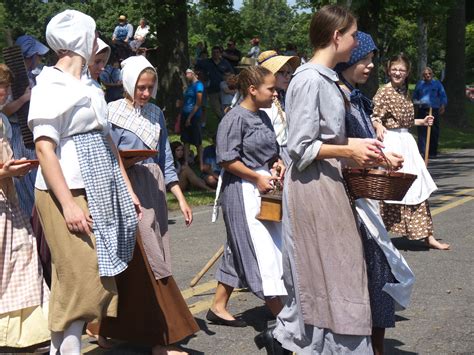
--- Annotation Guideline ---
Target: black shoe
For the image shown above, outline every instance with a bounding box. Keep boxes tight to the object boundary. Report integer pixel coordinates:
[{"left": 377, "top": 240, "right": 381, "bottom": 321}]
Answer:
[
  {"left": 206, "top": 309, "right": 247, "bottom": 327},
  {"left": 254, "top": 328, "right": 291, "bottom": 355}
]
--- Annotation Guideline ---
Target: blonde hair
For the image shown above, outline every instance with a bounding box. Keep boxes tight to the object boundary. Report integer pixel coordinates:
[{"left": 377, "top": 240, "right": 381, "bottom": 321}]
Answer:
[{"left": 0, "top": 64, "right": 13, "bottom": 86}]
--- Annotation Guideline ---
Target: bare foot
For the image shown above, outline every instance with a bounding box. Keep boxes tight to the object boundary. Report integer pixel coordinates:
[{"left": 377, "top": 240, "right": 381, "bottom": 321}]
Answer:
[
  {"left": 425, "top": 236, "right": 450, "bottom": 250},
  {"left": 152, "top": 345, "right": 188, "bottom": 355},
  {"left": 210, "top": 307, "right": 236, "bottom": 321}
]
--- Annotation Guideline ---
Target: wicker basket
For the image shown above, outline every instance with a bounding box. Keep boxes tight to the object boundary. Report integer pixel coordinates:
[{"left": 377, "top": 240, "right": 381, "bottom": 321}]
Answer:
[{"left": 342, "top": 166, "right": 417, "bottom": 201}]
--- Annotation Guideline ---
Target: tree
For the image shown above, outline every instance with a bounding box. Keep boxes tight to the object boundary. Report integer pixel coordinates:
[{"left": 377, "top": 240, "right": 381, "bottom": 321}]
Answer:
[
  {"left": 444, "top": 0, "right": 467, "bottom": 127},
  {"left": 149, "top": 0, "right": 190, "bottom": 120}
]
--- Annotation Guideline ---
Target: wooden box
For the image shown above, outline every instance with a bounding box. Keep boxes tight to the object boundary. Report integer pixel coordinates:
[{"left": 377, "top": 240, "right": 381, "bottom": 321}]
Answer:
[{"left": 257, "top": 191, "right": 282, "bottom": 222}]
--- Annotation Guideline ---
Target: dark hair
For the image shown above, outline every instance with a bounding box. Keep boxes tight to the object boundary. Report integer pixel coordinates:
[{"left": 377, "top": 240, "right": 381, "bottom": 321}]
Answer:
[
  {"left": 170, "top": 141, "right": 185, "bottom": 166},
  {"left": 211, "top": 46, "right": 221, "bottom": 52},
  {"left": 237, "top": 66, "right": 273, "bottom": 97},
  {"left": 309, "top": 5, "right": 356, "bottom": 49},
  {"left": 387, "top": 53, "right": 411, "bottom": 93}
]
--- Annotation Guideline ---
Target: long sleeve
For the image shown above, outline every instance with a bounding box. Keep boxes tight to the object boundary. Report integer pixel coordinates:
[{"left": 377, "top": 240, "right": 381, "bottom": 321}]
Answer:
[
  {"left": 371, "top": 89, "right": 389, "bottom": 124},
  {"left": 286, "top": 72, "right": 323, "bottom": 172},
  {"left": 437, "top": 81, "right": 448, "bottom": 106}
]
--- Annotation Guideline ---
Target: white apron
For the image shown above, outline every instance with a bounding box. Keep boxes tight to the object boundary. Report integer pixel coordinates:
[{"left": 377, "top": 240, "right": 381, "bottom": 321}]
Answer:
[
  {"left": 382, "top": 128, "right": 437, "bottom": 205},
  {"left": 241, "top": 167, "right": 286, "bottom": 297},
  {"left": 355, "top": 198, "right": 415, "bottom": 309}
]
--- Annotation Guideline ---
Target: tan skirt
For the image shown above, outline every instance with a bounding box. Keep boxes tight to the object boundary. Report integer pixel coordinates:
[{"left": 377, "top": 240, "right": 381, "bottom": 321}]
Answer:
[
  {"left": 380, "top": 200, "right": 434, "bottom": 240},
  {"left": 34, "top": 189, "right": 118, "bottom": 332},
  {"left": 99, "top": 232, "right": 199, "bottom": 345}
]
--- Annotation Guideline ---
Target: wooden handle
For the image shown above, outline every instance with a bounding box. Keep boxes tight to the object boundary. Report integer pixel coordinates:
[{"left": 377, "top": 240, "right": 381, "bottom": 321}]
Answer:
[
  {"left": 189, "top": 245, "right": 225, "bottom": 287},
  {"left": 424, "top": 107, "right": 433, "bottom": 166}
]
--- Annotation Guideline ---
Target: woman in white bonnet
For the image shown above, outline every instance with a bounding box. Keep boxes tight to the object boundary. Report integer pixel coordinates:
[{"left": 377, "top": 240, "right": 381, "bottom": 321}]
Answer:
[
  {"left": 98, "top": 55, "right": 199, "bottom": 355},
  {"left": 28, "top": 9, "right": 141, "bottom": 354}
]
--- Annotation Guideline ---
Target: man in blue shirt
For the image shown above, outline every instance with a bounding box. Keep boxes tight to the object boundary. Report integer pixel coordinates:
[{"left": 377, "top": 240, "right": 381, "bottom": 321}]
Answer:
[
  {"left": 195, "top": 46, "right": 234, "bottom": 121},
  {"left": 413, "top": 67, "right": 448, "bottom": 157}
]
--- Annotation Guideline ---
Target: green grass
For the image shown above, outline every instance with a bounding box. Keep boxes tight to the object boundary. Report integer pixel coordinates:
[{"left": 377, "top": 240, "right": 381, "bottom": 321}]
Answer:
[
  {"left": 166, "top": 190, "right": 215, "bottom": 210},
  {"left": 438, "top": 99, "right": 474, "bottom": 151},
  {"left": 166, "top": 109, "right": 219, "bottom": 209}
]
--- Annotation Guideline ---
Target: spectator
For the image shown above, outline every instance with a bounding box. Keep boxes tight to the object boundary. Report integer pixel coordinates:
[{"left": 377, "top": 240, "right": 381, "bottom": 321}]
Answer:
[
  {"left": 220, "top": 72, "right": 237, "bottom": 114},
  {"left": 222, "top": 40, "right": 242, "bottom": 71},
  {"left": 180, "top": 68, "right": 205, "bottom": 170},
  {"left": 247, "top": 37, "right": 260, "bottom": 59},
  {"left": 112, "top": 15, "right": 133, "bottom": 60},
  {"left": 284, "top": 43, "right": 297, "bottom": 56},
  {"left": 129, "top": 18, "right": 149, "bottom": 52},
  {"left": 112, "top": 15, "right": 133, "bottom": 43},
  {"left": 413, "top": 66, "right": 448, "bottom": 158},
  {"left": 100, "top": 55, "right": 124, "bottom": 103},
  {"left": 195, "top": 46, "right": 234, "bottom": 120},
  {"left": 201, "top": 138, "right": 220, "bottom": 189},
  {"left": 171, "top": 141, "right": 214, "bottom": 192}
]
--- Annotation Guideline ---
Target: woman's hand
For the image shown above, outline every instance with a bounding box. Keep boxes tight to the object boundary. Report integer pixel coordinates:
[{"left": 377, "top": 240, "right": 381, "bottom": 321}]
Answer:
[
  {"left": 373, "top": 121, "right": 387, "bottom": 141},
  {"left": 271, "top": 160, "right": 286, "bottom": 180},
  {"left": 185, "top": 116, "right": 192, "bottom": 127},
  {"left": 62, "top": 200, "right": 93, "bottom": 235},
  {"left": 1, "top": 159, "right": 33, "bottom": 178},
  {"left": 179, "top": 199, "right": 193, "bottom": 227},
  {"left": 421, "top": 115, "right": 434, "bottom": 126},
  {"left": 383, "top": 151, "right": 404, "bottom": 170},
  {"left": 129, "top": 191, "right": 143, "bottom": 220},
  {"left": 348, "top": 138, "right": 384, "bottom": 168},
  {"left": 256, "top": 174, "right": 279, "bottom": 194}
]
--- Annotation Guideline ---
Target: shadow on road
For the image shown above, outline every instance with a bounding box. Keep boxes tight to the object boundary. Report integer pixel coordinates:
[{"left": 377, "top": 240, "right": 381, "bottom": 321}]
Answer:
[{"left": 385, "top": 338, "right": 418, "bottom": 354}]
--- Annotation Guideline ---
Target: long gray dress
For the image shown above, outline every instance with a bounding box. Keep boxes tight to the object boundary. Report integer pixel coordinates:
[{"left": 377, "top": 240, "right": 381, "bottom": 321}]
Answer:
[
  {"left": 273, "top": 63, "right": 373, "bottom": 354},
  {"left": 215, "top": 105, "right": 279, "bottom": 299}
]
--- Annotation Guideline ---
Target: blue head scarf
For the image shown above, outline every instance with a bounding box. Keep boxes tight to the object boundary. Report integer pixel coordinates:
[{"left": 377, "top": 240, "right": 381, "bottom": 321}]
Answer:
[{"left": 335, "top": 32, "right": 378, "bottom": 139}]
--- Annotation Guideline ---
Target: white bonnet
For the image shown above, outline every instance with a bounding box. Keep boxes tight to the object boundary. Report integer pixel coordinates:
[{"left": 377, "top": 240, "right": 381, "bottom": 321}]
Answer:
[
  {"left": 121, "top": 56, "right": 158, "bottom": 99},
  {"left": 46, "top": 9, "right": 96, "bottom": 64},
  {"left": 96, "top": 38, "right": 111, "bottom": 64}
]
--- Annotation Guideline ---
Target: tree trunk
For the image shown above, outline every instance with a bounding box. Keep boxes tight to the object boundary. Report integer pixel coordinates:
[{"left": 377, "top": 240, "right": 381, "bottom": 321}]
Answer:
[
  {"left": 417, "top": 15, "right": 428, "bottom": 79},
  {"left": 444, "top": 0, "right": 466, "bottom": 127},
  {"left": 356, "top": 0, "right": 381, "bottom": 99},
  {"left": 150, "top": 0, "right": 189, "bottom": 126}
]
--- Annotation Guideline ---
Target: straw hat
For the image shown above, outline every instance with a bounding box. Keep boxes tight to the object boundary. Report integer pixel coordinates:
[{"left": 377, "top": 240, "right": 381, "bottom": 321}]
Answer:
[
  {"left": 257, "top": 50, "right": 300, "bottom": 75},
  {"left": 118, "top": 15, "right": 127, "bottom": 21}
]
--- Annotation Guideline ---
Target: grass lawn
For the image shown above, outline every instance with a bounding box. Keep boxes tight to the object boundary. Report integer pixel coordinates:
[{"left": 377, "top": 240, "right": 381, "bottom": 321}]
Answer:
[
  {"left": 166, "top": 110, "right": 219, "bottom": 210},
  {"left": 438, "top": 99, "right": 474, "bottom": 150}
]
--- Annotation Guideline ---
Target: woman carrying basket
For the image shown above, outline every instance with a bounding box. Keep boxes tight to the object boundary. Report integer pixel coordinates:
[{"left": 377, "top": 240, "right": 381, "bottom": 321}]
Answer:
[
  {"left": 272, "top": 5, "right": 385, "bottom": 354},
  {"left": 335, "top": 32, "right": 415, "bottom": 355},
  {"left": 371, "top": 54, "right": 449, "bottom": 250}
]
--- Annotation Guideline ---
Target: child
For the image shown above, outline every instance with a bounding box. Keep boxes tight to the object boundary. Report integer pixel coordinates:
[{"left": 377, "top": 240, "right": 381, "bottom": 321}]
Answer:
[
  {"left": 0, "top": 64, "right": 49, "bottom": 350},
  {"left": 208, "top": 66, "right": 286, "bottom": 329}
]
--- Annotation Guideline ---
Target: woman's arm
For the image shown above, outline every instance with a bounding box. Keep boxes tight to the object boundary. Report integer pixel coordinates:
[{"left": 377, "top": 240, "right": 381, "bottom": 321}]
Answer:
[
  {"left": 36, "top": 137, "right": 93, "bottom": 234},
  {"left": 317, "top": 138, "right": 384, "bottom": 167},
  {"left": 222, "top": 159, "right": 278, "bottom": 194},
  {"left": 1, "top": 87, "right": 31, "bottom": 117},
  {"left": 169, "top": 181, "right": 193, "bottom": 226},
  {"left": 185, "top": 92, "right": 203, "bottom": 126},
  {"left": 414, "top": 115, "right": 434, "bottom": 126}
]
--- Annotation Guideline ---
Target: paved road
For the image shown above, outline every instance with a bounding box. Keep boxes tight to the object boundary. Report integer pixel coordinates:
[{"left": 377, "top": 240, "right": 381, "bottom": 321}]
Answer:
[{"left": 83, "top": 149, "right": 474, "bottom": 354}]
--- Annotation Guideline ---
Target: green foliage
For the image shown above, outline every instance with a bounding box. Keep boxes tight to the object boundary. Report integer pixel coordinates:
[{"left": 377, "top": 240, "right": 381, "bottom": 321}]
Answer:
[{"left": 466, "top": 21, "right": 474, "bottom": 84}]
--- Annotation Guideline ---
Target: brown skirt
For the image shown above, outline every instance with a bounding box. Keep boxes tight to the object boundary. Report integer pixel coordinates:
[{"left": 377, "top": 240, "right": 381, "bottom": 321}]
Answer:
[
  {"left": 34, "top": 189, "right": 118, "bottom": 332},
  {"left": 99, "top": 232, "right": 199, "bottom": 346},
  {"left": 380, "top": 200, "right": 434, "bottom": 240}
]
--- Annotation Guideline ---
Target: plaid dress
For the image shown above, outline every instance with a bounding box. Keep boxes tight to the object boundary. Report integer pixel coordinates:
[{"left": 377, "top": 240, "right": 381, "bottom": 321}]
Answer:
[
  {"left": 72, "top": 131, "right": 137, "bottom": 277},
  {"left": 0, "top": 114, "right": 49, "bottom": 315}
]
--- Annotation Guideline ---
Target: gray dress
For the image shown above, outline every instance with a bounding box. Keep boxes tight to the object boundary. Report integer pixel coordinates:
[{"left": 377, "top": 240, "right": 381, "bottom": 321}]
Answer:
[
  {"left": 273, "top": 63, "right": 373, "bottom": 354},
  {"left": 215, "top": 105, "right": 279, "bottom": 299}
]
